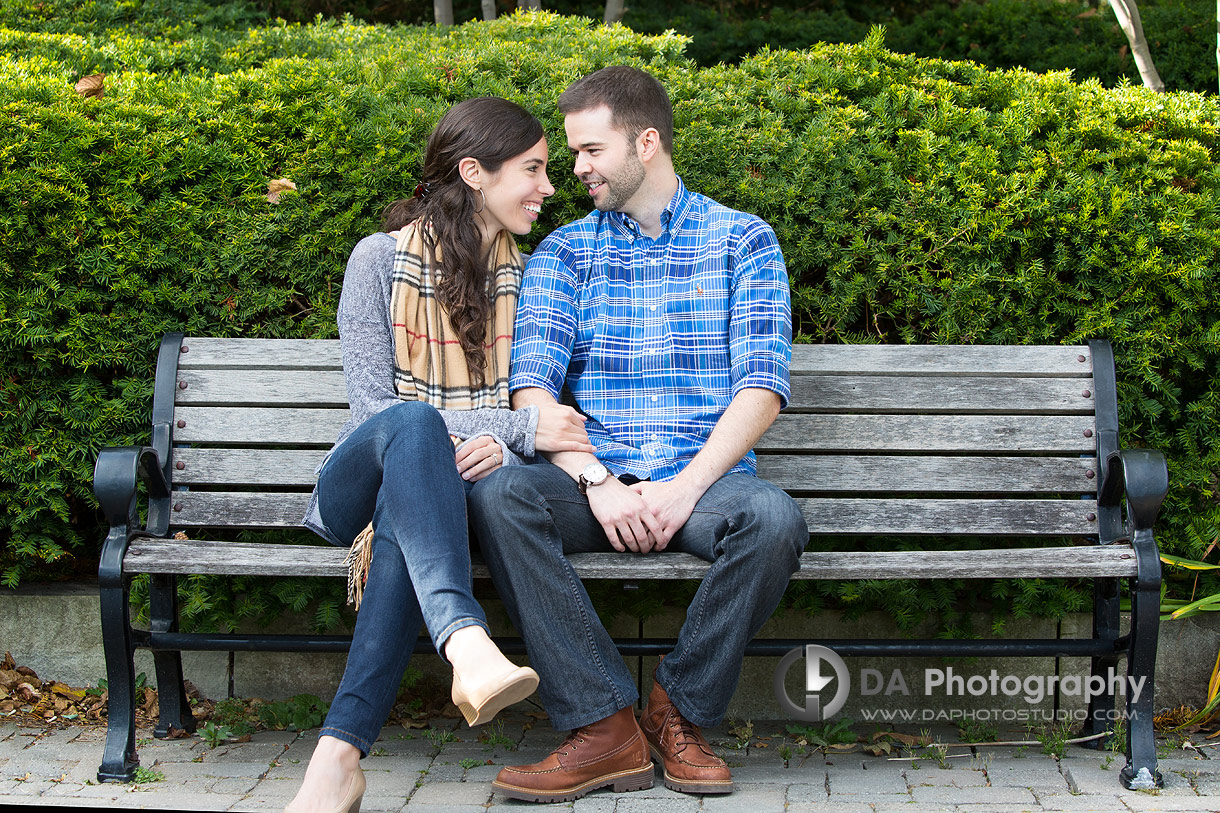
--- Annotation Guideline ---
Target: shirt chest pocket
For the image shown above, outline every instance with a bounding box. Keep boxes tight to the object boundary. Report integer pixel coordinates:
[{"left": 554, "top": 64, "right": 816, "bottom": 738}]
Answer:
[{"left": 665, "top": 266, "right": 732, "bottom": 375}]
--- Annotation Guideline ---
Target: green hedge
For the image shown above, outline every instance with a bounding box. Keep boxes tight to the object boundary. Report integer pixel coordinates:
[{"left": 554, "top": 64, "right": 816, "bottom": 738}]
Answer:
[
  {"left": 2, "top": 7, "right": 1218, "bottom": 631},
  {"left": 606, "top": 0, "right": 1217, "bottom": 94},
  {"left": 146, "top": 0, "right": 1217, "bottom": 95}
]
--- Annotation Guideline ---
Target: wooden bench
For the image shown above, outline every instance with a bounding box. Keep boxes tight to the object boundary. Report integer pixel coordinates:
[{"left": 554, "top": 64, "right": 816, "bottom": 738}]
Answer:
[{"left": 94, "top": 334, "right": 1168, "bottom": 789}]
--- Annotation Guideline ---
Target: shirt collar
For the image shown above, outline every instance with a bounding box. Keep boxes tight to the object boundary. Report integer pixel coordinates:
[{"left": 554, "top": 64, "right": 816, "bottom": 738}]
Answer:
[{"left": 609, "top": 176, "right": 692, "bottom": 240}]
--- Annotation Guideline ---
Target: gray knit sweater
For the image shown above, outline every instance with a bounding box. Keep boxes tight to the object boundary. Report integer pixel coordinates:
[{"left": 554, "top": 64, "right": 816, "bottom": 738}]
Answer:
[{"left": 302, "top": 231, "right": 540, "bottom": 545}]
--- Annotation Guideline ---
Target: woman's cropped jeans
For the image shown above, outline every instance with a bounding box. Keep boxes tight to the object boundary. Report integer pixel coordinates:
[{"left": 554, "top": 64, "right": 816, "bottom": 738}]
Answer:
[{"left": 315, "top": 401, "right": 487, "bottom": 755}]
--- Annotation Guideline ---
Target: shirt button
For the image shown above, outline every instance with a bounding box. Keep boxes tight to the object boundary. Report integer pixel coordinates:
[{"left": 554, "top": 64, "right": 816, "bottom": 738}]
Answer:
[
  {"left": 651, "top": 396, "right": 658, "bottom": 403},
  {"left": 650, "top": 305, "right": 657, "bottom": 312},
  {"left": 651, "top": 434, "right": 659, "bottom": 441},
  {"left": 651, "top": 258, "right": 661, "bottom": 265}
]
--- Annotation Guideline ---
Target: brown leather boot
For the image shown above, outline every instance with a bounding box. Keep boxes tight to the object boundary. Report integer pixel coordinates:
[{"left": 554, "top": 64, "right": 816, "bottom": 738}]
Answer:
[
  {"left": 491, "top": 706, "right": 654, "bottom": 802},
  {"left": 640, "top": 676, "right": 734, "bottom": 794}
]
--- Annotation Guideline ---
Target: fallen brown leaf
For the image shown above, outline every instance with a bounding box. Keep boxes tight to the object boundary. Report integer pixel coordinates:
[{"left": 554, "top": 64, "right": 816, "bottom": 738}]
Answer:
[
  {"left": 864, "top": 740, "right": 894, "bottom": 756},
  {"left": 1, "top": 652, "right": 14, "bottom": 671},
  {"left": 51, "top": 683, "right": 85, "bottom": 701},
  {"left": 74, "top": 73, "right": 105, "bottom": 99},
  {"left": 266, "top": 178, "right": 297, "bottom": 204},
  {"left": 15, "top": 665, "right": 37, "bottom": 680}
]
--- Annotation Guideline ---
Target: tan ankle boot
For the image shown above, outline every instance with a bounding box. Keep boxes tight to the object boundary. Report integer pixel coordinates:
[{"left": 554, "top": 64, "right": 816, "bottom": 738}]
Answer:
[
  {"left": 640, "top": 678, "right": 733, "bottom": 794},
  {"left": 491, "top": 706, "right": 653, "bottom": 802}
]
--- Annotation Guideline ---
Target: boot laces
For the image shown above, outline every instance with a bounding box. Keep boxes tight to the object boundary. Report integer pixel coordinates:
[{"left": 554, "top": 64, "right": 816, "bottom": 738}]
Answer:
[
  {"left": 664, "top": 708, "right": 710, "bottom": 754},
  {"left": 556, "top": 727, "right": 589, "bottom": 757}
]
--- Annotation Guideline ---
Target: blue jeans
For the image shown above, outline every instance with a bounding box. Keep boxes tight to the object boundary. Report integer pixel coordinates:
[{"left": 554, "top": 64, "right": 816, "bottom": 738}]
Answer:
[
  {"left": 315, "top": 401, "right": 488, "bottom": 755},
  {"left": 468, "top": 461, "right": 807, "bottom": 731}
]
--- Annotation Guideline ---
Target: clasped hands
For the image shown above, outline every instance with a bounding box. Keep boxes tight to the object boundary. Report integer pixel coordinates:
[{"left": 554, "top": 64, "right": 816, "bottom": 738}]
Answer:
[{"left": 588, "top": 478, "right": 698, "bottom": 555}]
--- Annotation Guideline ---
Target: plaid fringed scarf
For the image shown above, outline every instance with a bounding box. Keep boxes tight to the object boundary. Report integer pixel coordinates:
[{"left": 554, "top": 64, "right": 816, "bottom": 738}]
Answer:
[
  {"left": 391, "top": 223, "right": 519, "bottom": 410},
  {"left": 345, "top": 223, "right": 522, "bottom": 609}
]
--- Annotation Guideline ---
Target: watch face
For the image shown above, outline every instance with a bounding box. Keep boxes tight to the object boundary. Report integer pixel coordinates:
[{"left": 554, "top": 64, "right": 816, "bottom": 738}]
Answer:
[{"left": 583, "top": 462, "right": 608, "bottom": 485}]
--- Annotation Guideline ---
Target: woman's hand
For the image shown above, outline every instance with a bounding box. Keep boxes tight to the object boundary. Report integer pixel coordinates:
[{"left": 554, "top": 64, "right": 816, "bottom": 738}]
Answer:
[
  {"left": 455, "top": 435, "right": 504, "bottom": 482},
  {"left": 534, "top": 403, "right": 595, "bottom": 454}
]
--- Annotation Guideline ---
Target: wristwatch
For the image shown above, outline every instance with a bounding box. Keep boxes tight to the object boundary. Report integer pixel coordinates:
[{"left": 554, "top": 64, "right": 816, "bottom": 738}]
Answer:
[{"left": 577, "top": 462, "right": 610, "bottom": 495}]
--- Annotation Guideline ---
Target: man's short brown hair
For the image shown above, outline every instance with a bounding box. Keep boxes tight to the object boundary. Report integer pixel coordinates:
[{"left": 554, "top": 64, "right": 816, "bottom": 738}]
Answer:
[{"left": 558, "top": 66, "right": 674, "bottom": 154}]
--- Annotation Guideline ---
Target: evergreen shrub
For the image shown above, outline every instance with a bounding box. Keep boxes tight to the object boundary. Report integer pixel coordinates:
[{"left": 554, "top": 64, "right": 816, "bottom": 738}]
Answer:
[
  {"left": 2, "top": 8, "right": 1217, "bottom": 631},
  {"left": 554, "top": 0, "right": 1217, "bottom": 95}
]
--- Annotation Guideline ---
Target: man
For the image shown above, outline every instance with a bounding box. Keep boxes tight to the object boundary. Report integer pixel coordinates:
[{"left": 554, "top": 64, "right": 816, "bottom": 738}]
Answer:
[{"left": 468, "top": 66, "right": 808, "bottom": 802}]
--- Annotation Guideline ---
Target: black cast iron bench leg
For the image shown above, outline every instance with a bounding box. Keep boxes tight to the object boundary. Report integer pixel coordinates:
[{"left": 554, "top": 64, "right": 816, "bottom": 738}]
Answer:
[
  {"left": 97, "top": 574, "right": 139, "bottom": 782},
  {"left": 1121, "top": 528, "right": 1163, "bottom": 790},
  {"left": 150, "top": 574, "right": 196, "bottom": 737},
  {"left": 1080, "top": 577, "right": 1121, "bottom": 746}
]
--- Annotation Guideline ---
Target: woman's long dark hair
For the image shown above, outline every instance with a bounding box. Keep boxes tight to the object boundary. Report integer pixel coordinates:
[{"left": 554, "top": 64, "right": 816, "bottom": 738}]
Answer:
[{"left": 382, "top": 97, "right": 544, "bottom": 386}]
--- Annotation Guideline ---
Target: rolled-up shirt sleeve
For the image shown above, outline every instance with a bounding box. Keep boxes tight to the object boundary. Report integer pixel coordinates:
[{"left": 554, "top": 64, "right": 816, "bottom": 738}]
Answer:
[
  {"left": 728, "top": 218, "right": 793, "bottom": 407},
  {"left": 509, "top": 235, "right": 579, "bottom": 400}
]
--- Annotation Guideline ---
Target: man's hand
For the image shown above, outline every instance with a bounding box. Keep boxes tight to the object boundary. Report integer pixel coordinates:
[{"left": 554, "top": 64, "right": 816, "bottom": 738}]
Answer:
[
  {"left": 534, "top": 402, "right": 594, "bottom": 454},
  {"left": 587, "top": 479, "right": 665, "bottom": 554},
  {"left": 628, "top": 480, "right": 700, "bottom": 550}
]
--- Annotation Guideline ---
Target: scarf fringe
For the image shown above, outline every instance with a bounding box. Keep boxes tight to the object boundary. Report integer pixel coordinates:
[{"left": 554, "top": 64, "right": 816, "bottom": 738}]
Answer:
[{"left": 344, "top": 523, "right": 375, "bottom": 611}]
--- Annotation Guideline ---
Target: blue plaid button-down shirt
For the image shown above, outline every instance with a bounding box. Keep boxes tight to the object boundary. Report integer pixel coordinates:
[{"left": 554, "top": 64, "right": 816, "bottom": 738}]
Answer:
[{"left": 510, "top": 178, "right": 792, "bottom": 482}]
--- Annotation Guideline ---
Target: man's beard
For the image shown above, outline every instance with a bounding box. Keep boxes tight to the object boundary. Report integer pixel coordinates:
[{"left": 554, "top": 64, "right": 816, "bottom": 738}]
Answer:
[{"left": 591, "top": 152, "right": 646, "bottom": 213}]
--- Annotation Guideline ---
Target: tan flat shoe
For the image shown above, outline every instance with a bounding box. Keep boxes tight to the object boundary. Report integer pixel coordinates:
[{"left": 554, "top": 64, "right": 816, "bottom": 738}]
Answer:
[
  {"left": 284, "top": 767, "right": 365, "bottom": 813},
  {"left": 452, "top": 665, "right": 539, "bottom": 726}
]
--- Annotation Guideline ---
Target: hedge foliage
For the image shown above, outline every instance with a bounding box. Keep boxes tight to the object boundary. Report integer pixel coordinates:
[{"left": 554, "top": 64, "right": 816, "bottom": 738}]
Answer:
[
  {"left": 168, "top": 0, "right": 1220, "bottom": 95},
  {"left": 2, "top": 5, "right": 1218, "bottom": 631},
  {"left": 606, "top": 0, "right": 1218, "bottom": 94}
]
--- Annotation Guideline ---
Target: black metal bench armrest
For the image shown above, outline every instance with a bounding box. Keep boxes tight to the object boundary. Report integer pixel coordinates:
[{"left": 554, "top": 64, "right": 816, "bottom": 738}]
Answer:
[
  {"left": 94, "top": 446, "right": 172, "bottom": 538},
  {"left": 1098, "top": 449, "right": 1168, "bottom": 531}
]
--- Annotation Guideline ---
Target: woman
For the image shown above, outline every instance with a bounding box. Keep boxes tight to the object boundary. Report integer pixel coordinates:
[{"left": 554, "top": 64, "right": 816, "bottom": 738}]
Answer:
[{"left": 287, "top": 97, "right": 590, "bottom": 813}]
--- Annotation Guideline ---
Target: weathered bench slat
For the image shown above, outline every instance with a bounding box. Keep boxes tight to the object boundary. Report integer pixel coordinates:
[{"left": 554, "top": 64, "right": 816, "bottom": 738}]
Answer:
[
  {"left": 123, "top": 539, "right": 1137, "bottom": 580},
  {"left": 175, "top": 447, "right": 1099, "bottom": 493},
  {"left": 173, "top": 407, "right": 349, "bottom": 445},
  {"left": 797, "top": 497, "right": 1098, "bottom": 535},
  {"left": 174, "top": 408, "right": 1098, "bottom": 452},
  {"left": 179, "top": 338, "right": 343, "bottom": 370},
  {"left": 176, "top": 369, "right": 349, "bottom": 407},
  {"left": 173, "top": 408, "right": 1098, "bottom": 451},
  {"left": 175, "top": 369, "right": 1096, "bottom": 413},
  {"left": 177, "top": 340, "right": 1091, "bottom": 377},
  {"left": 789, "top": 376, "right": 1095, "bottom": 414},
  {"left": 790, "top": 344, "right": 1092, "bottom": 377},
  {"left": 167, "top": 491, "right": 1097, "bottom": 535},
  {"left": 758, "top": 455, "right": 1098, "bottom": 493},
  {"left": 759, "top": 414, "right": 1096, "bottom": 453}
]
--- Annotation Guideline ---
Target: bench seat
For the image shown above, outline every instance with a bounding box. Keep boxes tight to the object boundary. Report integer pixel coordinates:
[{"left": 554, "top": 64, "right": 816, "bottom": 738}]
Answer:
[{"left": 125, "top": 538, "right": 1140, "bottom": 581}]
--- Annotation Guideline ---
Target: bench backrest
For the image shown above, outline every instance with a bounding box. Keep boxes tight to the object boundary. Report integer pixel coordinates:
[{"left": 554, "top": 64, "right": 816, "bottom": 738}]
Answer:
[{"left": 157, "top": 336, "right": 1114, "bottom": 543}]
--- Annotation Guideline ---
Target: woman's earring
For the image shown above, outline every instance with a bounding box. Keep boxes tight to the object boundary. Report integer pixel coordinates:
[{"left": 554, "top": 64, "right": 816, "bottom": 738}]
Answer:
[{"left": 473, "top": 188, "right": 486, "bottom": 214}]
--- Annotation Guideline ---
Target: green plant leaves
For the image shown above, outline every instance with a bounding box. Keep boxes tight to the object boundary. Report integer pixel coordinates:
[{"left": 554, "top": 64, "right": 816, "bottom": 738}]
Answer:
[{"left": 1, "top": 5, "right": 1217, "bottom": 632}]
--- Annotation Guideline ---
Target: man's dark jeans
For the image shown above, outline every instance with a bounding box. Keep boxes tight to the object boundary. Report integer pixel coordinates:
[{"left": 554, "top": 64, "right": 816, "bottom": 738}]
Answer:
[{"left": 469, "top": 461, "right": 807, "bottom": 730}]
